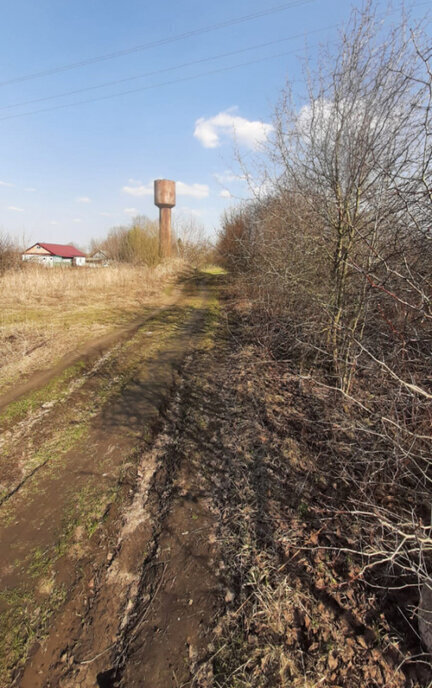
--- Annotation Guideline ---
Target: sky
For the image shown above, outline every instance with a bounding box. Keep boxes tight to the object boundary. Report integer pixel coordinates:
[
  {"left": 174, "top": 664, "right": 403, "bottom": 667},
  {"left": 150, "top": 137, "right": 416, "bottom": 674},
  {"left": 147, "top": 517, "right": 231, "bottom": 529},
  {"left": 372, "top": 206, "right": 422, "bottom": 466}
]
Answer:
[{"left": 0, "top": 0, "right": 429, "bottom": 249}]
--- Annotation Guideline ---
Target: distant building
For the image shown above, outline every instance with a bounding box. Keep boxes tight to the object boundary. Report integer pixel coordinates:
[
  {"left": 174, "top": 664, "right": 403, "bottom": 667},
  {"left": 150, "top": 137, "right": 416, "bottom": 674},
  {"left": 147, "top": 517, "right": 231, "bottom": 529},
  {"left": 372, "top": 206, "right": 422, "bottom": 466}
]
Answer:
[
  {"left": 22, "top": 242, "right": 86, "bottom": 267},
  {"left": 87, "top": 249, "right": 110, "bottom": 267}
]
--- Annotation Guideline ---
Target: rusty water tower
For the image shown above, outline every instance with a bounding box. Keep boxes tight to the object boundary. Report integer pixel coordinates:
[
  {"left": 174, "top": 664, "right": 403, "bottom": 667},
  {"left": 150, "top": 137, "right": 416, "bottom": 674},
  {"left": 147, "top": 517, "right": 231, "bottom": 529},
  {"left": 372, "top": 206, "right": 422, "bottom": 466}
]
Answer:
[{"left": 154, "top": 179, "right": 176, "bottom": 258}]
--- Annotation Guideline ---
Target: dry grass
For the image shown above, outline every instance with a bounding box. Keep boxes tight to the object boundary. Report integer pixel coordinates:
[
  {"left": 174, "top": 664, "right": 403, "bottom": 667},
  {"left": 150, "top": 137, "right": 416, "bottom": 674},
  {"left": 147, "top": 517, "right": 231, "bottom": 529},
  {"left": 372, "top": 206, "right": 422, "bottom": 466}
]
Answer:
[
  {"left": 184, "top": 335, "right": 427, "bottom": 687},
  {"left": 0, "top": 261, "right": 183, "bottom": 396}
]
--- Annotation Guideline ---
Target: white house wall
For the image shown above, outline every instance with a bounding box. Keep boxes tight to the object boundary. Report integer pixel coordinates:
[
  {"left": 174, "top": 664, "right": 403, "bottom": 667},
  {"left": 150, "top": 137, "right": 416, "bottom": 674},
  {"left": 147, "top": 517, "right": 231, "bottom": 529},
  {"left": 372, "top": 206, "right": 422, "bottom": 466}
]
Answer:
[
  {"left": 21, "top": 255, "right": 78, "bottom": 267},
  {"left": 22, "top": 254, "right": 54, "bottom": 266}
]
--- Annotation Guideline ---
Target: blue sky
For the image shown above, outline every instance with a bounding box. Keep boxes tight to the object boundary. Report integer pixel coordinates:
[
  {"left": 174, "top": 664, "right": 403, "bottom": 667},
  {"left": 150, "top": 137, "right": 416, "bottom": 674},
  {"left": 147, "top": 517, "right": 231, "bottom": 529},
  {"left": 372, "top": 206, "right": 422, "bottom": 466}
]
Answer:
[{"left": 0, "top": 0, "right": 429, "bottom": 248}]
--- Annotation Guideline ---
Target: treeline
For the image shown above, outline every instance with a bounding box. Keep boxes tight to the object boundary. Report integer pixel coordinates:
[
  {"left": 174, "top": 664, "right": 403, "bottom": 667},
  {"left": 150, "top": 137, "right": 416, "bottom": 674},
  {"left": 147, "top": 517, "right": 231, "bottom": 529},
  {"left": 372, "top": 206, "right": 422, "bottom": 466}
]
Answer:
[
  {"left": 0, "top": 214, "right": 213, "bottom": 273},
  {"left": 94, "top": 214, "right": 213, "bottom": 267},
  {"left": 218, "top": 1, "right": 432, "bottom": 640},
  {"left": 94, "top": 216, "right": 160, "bottom": 266}
]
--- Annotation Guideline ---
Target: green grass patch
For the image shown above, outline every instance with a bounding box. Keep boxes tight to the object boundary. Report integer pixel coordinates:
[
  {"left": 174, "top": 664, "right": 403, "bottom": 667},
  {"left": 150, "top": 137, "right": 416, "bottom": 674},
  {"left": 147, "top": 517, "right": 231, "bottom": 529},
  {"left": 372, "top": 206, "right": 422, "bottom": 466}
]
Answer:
[
  {"left": 0, "top": 308, "right": 44, "bottom": 326},
  {"left": 0, "top": 582, "right": 66, "bottom": 686},
  {"left": 0, "top": 421, "right": 90, "bottom": 526},
  {"left": 0, "top": 361, "right": 86, "bottom": 426},
  {"left": 202, "top": 264, "right": 227, "bottom": 275}
]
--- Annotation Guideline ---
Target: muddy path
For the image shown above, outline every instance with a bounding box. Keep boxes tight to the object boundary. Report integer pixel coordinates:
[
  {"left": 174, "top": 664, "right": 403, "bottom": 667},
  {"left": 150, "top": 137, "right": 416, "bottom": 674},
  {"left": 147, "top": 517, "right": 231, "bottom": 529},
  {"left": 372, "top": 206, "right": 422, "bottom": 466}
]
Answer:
[
  {"left": 0, "top": 269, "right": 224, "bottom": 687},
  {"left": 20, "top": 351, "right": 223, "bottom": 688}
]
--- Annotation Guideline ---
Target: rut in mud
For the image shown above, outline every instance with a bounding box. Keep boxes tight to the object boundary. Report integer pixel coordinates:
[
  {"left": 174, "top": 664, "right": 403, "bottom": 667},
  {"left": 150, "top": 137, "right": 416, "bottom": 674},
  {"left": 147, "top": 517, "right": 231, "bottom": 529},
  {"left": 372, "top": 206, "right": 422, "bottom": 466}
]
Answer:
[{"left": 20, "top": 348, "right": 225, "bottom": 688}]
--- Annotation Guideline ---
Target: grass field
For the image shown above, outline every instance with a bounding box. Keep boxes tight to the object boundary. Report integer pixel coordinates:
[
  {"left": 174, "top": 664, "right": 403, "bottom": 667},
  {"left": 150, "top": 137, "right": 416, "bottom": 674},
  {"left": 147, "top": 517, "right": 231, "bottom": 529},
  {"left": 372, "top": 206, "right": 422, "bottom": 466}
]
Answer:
[{"left": 0, "top": 262, "right": 182, "bottom": 397}]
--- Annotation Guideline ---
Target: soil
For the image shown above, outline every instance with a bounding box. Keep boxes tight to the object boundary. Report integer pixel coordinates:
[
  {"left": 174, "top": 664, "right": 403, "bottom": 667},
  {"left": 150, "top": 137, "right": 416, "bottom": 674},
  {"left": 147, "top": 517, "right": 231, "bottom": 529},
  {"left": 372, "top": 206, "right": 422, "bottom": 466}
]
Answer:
[
  {"left": 19, "top": 356, "right": 222, "bottom": 688},
  {"left": 1, "top": 269, "right": 429, "bottom": 688}
]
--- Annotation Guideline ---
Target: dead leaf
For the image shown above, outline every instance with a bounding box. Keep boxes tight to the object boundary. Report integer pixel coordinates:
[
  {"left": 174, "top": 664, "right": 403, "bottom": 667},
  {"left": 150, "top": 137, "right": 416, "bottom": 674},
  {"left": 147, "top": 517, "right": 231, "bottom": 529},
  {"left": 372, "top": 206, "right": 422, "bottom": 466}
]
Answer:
[{"left": 328, "top": 653, "right": 338, "bottom": 670}]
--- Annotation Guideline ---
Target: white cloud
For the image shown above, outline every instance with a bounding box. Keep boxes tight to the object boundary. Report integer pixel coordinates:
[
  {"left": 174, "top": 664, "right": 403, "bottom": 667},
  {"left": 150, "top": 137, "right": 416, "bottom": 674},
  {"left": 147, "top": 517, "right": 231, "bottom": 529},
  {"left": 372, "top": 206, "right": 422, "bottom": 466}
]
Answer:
[
  {"left": 122, "top": 181, "right": 153, "bottom": 197},
  {"left": 76, "top": 196, "right": 91, "bottom": 203},
  {"left": 214, "top": 171, "right": 246, "bottom": 185},
  {"left": 123, "top": 180, "right": 209, "bottom": 199},
  {"left": 0, "top": 180, "right": 14, "bottom": 188},
  {"left": 176, "top": 182, "right": 209, "bottom": 199},
  {"left": 50, "top": 220, "right": 58, "bottom": 225},
  {"left": 124, "top": 207, "right": 138, "bottom": 215},
  {"left": 73, "top": 218, "right": 82, "bottom": 223},
  {"left": 297, "top": 98, "right": 384, "bottom": 145},
  {"left": 25, "top": 187, "right": 36, "bottom": 192},
  {"left": 297, "top": 99, "right": 333, "bottom": 142},
  {"left": 100, "top": 211, "right": 114, "bottom": 217},
  {"left": 178, "top": 206, "right": 204, "bottom": 218},
  {"left": 219, "top": 189, "right": 232, "bottom": 199},
  {"left": 250, "top": 179, "right": 273, "bottom": 198},
  {"left": 8, "top": 205, "right": 23, "bottom": 212},
  {"left": 194, "top": 108, "right": 273, "bottom": 150}
]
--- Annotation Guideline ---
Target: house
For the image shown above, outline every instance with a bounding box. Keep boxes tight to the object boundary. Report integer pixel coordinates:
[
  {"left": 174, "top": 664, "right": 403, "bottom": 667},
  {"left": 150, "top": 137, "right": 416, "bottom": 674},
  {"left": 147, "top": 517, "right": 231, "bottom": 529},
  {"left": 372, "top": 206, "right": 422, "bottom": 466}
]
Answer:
[
  {"left": 87, "top": 249, "right": 110, "bottom": 267},
  {"left": 22, "top": 242, "right": 86, "bottom": 267}
]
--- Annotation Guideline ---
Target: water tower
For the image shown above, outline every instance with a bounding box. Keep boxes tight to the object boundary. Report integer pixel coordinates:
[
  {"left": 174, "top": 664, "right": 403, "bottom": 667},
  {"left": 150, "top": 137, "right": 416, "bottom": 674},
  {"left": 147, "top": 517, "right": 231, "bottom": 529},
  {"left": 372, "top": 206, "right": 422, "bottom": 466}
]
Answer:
[{"left": 154, "top": 179, "right": 176, "bottom": 259}]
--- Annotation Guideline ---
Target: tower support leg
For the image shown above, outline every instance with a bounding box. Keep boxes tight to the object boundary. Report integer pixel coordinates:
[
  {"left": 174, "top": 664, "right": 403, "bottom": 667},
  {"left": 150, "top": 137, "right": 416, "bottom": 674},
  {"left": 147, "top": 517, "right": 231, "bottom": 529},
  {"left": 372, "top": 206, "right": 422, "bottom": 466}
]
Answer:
[{"left": 159, "top": 207, "right": 172, "bottom": 258}]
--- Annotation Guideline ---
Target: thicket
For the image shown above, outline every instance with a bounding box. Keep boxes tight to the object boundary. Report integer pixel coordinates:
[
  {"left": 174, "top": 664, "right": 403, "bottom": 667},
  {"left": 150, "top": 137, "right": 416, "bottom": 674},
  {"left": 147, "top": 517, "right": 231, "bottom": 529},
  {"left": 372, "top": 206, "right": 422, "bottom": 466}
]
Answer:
[
  {"left": 94, "top": 214, "right": 213, "bottom": 267},
  {"left": 218, "top": 1, "right": 432, "bottom": 648},
  {"left": 97, "top": 216, "right": 160, "bottom": 266},
  {"left": 174, "top": 216, "right": 215, "bottom": 267},
  {"left": 0, "top": 233, "right": 20, "bottom": 273}
]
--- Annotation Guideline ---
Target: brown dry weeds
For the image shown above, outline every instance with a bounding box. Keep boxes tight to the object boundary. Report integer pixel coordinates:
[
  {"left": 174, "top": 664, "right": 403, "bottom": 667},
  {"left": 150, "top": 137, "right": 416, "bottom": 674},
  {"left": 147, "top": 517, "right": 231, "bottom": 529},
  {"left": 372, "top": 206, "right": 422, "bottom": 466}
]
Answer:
[
  {"left": 187, "top": 319, "right": 429, "bottom": 687},
  {"left": 0, "top": 262, "right": 183, "bottom": 396}
]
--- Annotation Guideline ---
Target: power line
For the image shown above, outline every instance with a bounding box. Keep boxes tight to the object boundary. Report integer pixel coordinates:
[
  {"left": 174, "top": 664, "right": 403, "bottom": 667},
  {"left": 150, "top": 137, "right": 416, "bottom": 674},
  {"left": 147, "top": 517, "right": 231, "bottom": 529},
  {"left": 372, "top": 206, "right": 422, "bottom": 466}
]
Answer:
[
  {"left": 0, "top": 47, "right": 310, "bottom": 122},
  {"left": 0, "top": 0, "right": 315, "bottom": 88},
  {"left": 1, "top": 1, "right": 428, "bottom": 122},
  {"left": 0, "top": 26, "right": 335, "bottom": 112}
]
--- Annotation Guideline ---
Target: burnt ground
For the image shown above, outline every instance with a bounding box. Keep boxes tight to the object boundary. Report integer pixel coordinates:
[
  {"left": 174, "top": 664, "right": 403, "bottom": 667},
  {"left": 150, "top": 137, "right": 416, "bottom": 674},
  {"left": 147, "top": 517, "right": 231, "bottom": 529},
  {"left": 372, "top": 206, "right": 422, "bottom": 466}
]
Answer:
[{"left": 1, "top": 270, "right": 430, "bottom": 687}]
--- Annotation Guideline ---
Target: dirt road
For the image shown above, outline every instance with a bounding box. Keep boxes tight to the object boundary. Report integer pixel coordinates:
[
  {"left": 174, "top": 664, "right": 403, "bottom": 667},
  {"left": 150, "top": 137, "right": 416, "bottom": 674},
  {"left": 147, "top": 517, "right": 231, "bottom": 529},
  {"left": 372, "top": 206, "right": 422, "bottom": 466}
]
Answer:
[{"left": 0, "top": 269, "right": 223, "bottom": 688}]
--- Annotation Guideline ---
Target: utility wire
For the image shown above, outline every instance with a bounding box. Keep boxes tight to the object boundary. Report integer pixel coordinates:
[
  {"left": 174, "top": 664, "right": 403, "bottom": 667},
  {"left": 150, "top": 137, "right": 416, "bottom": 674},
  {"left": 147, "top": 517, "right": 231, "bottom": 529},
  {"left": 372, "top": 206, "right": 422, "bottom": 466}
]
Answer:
[
  {"left": 0, "top": 47, "right": 310, "bottom": 122},
  {"left": 0, "top": 0, "right": 315, "bottom": 87},
  {"left": 0, "top": 26, "right": 335, "bottom": 112},
  {"left": 1, "top": 1, "right": 428, "bottom": 121}
]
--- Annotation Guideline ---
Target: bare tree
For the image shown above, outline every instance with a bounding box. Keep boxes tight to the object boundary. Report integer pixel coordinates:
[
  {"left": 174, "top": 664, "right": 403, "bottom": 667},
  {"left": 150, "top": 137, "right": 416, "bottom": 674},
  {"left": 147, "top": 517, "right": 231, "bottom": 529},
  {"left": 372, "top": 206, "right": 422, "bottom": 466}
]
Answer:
[
  {"left": 268, "top": 2, "right": 428, "bottom": 389},
  {"left": 0, "top": 232, "right": 20, "bottom": 272},
  {"left": 100, "top": 216, "right": 159, "bottom": 266},
  {"left": 174, "top": 215, "right": 214, "bottom": 267},
  {"left": 218, "top": 0, "right": 432, "bottom": 653}
]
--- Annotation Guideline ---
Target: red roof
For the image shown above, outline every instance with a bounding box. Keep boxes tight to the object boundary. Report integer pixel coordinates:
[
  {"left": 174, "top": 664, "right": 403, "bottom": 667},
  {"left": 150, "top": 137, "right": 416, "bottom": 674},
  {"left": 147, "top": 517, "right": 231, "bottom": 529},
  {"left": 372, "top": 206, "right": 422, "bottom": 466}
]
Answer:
[{"left": 26, "top": 242, "right": 86, "bottom": 258}]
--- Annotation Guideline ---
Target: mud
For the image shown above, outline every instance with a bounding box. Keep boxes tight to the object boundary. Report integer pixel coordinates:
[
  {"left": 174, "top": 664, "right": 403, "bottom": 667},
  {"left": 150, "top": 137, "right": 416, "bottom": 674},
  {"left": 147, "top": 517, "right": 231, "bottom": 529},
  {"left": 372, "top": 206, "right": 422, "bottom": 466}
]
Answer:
[{"left": 20, "top": 363, "right": 221, "bottom": 688}]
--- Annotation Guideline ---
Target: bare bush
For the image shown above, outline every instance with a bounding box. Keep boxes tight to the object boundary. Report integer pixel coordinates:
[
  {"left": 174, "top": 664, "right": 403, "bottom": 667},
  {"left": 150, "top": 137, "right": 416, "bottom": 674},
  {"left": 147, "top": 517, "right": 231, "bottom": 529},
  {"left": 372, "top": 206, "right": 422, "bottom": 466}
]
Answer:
[
  {"left": 218, "top": 0, "right": 432, "bottom": 650},
  {"left": 0, "top": 233, "right": 20, "bottom": 273},
  {"left": 100, "top": 215, "right": 160, "bottom": 266},
  {"left": 173, "top": 215, "right": 214, "bottom": 267}
]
